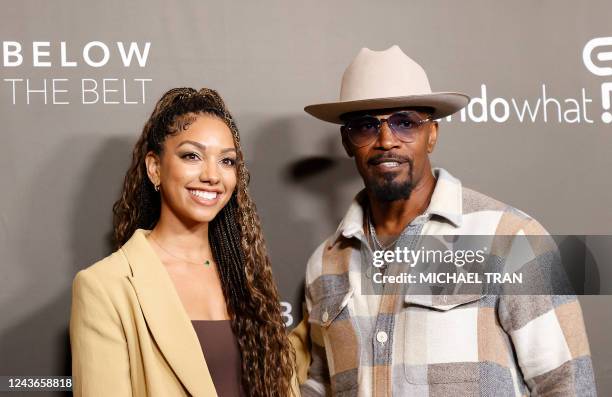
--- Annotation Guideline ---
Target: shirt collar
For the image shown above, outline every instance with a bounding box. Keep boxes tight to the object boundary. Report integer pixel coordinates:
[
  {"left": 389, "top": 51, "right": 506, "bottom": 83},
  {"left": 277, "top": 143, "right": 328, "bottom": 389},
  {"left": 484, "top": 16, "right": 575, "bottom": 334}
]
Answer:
[
  {"left": 427, "top": 167, "right": 463, "bottom": 228},
  {"left": 329, "top": 167, "right": 463, "bottom": 247}
]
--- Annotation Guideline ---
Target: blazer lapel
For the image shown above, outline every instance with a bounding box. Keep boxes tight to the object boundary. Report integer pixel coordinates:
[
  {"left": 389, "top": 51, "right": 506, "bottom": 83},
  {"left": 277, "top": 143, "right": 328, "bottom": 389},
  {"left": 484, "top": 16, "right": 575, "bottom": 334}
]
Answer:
[{"left": 122, "top": 229, "right": 217, "bottom": 397}]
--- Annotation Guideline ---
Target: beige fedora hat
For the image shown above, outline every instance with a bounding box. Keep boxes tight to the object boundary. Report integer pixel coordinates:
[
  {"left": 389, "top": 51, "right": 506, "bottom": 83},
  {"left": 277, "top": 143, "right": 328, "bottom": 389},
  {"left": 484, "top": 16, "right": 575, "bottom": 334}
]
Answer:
[{"left": 304, "top": 45, "right": 470, "bottom": 124}]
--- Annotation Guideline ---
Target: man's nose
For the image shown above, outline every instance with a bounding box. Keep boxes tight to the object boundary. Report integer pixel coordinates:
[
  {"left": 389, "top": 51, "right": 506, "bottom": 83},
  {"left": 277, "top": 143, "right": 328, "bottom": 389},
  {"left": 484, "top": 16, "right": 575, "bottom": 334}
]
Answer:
[{"left": 375, "top": 120, "right": 401, "bottom": 150}]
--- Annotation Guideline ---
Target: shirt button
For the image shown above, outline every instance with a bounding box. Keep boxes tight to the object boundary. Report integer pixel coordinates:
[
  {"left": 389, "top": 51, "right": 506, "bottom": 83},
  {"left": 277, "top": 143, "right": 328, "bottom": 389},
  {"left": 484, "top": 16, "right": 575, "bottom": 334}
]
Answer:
[
  {"left": 376, "top": 331, "right": 388, "bottom": 343},
  {"left": 322, "top": 311, "right": 329, "bottom": 323}
]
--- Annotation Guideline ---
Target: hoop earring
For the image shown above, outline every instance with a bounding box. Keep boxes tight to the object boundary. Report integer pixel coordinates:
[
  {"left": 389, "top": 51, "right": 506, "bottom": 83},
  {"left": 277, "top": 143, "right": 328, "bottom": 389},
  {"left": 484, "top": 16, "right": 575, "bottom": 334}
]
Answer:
[{"left": 154, "top": 184, "right": 160, "bottom": 192}]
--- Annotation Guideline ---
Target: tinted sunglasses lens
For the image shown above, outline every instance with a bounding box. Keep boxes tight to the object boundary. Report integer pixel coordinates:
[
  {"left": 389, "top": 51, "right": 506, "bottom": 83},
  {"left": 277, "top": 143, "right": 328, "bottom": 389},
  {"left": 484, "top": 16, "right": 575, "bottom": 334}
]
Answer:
[
  {"left": 388, "top": 112, "right": 422, "bottom": 141},
  {"left": 346, "top": 116, "right": 379, "bottom": 146}
]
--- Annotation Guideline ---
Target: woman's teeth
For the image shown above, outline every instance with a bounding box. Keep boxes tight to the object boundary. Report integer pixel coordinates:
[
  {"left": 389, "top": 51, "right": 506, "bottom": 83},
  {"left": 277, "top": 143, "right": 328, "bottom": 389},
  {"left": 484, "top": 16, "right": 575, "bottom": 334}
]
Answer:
[{"left": 188, "top": 189, "right": 218, "bottom": 200}]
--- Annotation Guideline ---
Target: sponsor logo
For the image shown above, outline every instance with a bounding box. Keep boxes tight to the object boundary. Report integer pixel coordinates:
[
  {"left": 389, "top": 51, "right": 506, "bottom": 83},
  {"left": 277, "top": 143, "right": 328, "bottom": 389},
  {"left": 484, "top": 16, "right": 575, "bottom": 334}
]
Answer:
[
  {"left": 444, "top": 37, "right": 612, "bottom": 124},
  {"left": 583, "top": 37, "right": 612, "bottom": 123}
]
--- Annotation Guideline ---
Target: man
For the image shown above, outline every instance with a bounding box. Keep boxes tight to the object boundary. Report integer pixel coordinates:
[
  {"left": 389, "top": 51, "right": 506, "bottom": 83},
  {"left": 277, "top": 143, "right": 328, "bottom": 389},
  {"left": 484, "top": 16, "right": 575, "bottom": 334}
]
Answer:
[{"left": 290, "top": 45, "right": 596, "bottom": 396}]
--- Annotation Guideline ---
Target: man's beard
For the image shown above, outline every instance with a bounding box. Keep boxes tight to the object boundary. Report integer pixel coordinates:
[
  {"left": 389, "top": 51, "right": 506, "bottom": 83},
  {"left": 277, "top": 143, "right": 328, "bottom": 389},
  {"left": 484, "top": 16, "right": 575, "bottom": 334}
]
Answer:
[{"left": 366, "top": 160, "right": 414, "bottom": 202}]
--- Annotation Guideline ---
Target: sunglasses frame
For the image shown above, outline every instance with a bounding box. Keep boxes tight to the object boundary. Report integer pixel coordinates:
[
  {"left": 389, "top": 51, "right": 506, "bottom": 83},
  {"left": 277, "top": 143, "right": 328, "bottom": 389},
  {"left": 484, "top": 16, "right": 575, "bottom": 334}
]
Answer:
[{"left": 343, "top": 110, "right": 433, "bottom": 148}]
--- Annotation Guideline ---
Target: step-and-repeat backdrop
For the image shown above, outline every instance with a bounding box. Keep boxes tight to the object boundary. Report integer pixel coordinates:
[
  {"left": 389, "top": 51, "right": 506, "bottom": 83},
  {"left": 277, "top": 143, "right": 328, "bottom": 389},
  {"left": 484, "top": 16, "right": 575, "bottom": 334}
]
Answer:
[{"left": 1, "top": 0, "right": 611, "bottom": 394}]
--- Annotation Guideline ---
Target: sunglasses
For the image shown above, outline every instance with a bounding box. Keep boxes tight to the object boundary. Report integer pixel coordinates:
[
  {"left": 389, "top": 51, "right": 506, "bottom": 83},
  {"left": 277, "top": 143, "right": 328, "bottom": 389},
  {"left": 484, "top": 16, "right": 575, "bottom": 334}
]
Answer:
[{"left": 343, "top": 111, "right": 433, "bottom": 147}]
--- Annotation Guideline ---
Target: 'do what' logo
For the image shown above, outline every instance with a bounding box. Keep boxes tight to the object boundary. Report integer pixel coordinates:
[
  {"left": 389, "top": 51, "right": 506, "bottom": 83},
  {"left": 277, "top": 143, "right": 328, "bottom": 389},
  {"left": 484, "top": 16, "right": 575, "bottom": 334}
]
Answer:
[
  {"left": 1, "top": 41, "right": 152, "bottom": 105},
  {"left": 445, "top": 37, "right": 612, "bottom": 125},
  {"left": 583, "top": 37, "right": 612, "bottom": 124}
]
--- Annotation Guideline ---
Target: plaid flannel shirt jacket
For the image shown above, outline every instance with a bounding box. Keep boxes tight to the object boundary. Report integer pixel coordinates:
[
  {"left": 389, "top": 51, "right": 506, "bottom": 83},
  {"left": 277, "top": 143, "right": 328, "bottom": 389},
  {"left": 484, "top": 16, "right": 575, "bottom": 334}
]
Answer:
[{"left": 294, "top": 167, "right": 596, "bottom": 397}]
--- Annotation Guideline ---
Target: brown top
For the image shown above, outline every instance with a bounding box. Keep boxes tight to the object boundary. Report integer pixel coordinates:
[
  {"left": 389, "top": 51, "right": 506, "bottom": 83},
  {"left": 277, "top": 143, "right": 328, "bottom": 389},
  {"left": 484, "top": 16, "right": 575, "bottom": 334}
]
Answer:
[{"left": 191, "top": 320, "right": 246, "bottom": 397}]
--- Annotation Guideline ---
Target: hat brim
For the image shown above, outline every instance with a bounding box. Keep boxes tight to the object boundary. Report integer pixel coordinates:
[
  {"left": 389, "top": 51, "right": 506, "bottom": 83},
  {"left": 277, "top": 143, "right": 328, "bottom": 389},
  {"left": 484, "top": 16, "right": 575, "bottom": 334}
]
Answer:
[{"left": 304, "top": 92, "right": 470, "bottom": 124}]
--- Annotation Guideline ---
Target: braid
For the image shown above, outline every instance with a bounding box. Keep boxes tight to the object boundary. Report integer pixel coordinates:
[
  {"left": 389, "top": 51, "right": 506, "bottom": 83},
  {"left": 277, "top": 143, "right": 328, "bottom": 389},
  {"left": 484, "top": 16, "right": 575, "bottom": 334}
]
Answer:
[{"left": 210, "top": 194, "right": 248, "bottom": 305}]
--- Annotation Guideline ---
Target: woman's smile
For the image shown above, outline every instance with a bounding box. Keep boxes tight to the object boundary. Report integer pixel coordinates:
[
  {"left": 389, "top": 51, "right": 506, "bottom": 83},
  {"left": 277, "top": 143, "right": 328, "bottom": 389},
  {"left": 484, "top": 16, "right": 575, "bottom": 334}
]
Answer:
[{"left": 187, "top": 188, "right": 222, "bottom": 206}]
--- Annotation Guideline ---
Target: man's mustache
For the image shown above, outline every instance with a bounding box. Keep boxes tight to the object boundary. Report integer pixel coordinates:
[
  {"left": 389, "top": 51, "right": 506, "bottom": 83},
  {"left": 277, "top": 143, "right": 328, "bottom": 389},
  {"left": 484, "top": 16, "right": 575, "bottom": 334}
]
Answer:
[{"left": 367, "top": 153, "right": 413, "bottom": 166}]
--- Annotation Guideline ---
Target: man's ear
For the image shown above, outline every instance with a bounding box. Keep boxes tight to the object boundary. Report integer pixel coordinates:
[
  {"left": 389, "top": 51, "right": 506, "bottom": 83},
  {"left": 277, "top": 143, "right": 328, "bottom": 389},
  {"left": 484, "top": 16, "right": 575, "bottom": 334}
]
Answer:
[
  {"left": 426, "top": 121, "right": 438, "bottom": 154},
  {"left": 340, "top": 127, "right": 354, "bottom": 157},
  {"left": 145, "top": 151, "right": 161, "bottom": 187}
]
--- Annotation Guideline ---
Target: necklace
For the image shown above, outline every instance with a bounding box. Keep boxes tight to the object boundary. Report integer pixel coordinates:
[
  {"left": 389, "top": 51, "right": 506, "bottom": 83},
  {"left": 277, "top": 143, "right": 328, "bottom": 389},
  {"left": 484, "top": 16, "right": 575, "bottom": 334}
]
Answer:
[
  {"left": 149, "top": 234, "right": 211, "bottom": 267},
  {"left": 367, "top": 208, "right": 399, "bottom": 251}
]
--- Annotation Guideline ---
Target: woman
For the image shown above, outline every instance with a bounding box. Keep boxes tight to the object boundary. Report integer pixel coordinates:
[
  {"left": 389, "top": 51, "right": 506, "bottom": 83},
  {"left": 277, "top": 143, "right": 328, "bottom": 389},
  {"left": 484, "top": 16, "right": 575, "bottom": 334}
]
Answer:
[{"left": 70, "top": 88, "right": 296, "bottom": 397}]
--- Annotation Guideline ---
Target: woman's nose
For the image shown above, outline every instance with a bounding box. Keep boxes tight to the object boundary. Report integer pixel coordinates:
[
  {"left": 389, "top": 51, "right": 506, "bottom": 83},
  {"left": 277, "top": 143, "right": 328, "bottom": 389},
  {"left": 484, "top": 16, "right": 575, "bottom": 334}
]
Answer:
[{"left": 200, "top": 160, "right": 220, "bottom": 184}]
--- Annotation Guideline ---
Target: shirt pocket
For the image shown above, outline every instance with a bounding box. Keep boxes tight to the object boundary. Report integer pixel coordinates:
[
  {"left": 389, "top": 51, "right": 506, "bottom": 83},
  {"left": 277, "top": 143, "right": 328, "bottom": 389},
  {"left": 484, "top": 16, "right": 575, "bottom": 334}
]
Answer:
[
  {"left": 307, "top": 288, "right": 359, "bottom": 394},
  {"left": 402, "top": 294, "right": 485, "bottom": 385},
  {"left": 308, "top": 288, "right": 354, "bottom": 328}
]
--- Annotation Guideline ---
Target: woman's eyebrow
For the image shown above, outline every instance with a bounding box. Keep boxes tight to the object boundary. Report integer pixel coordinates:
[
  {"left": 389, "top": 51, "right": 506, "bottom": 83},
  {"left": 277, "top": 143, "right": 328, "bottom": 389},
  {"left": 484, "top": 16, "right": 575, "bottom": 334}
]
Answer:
[
  {"left": 177, "top": 140, "right": 206, "bottom": 151},
  {"left": 177, "top": 141, "right": 236, "bottom": 154}
]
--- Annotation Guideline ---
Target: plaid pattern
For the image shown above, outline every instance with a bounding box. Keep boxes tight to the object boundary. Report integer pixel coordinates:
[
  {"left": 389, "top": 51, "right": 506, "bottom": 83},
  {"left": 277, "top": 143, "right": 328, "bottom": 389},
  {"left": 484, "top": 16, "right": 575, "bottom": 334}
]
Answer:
[{"left": 300, "top": 168, "right": 596, "bottom": 397}]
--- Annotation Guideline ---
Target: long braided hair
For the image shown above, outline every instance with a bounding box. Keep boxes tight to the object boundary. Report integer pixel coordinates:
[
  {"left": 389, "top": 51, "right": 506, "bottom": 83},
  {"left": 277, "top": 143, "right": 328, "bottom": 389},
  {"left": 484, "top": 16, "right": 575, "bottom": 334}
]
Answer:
[{"left": 112, "top": 87, "right": 295, "bottom": 396}]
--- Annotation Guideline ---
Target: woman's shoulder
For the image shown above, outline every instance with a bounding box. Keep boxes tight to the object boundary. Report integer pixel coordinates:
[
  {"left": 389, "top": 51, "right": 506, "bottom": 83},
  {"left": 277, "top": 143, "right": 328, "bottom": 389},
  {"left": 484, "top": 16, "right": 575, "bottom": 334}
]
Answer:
[
  {"left": 70, "top": 247, "right": 135, "bottom": 329},
  {"left": 73, "top": 247, "right": 132, "bottom": 292}
]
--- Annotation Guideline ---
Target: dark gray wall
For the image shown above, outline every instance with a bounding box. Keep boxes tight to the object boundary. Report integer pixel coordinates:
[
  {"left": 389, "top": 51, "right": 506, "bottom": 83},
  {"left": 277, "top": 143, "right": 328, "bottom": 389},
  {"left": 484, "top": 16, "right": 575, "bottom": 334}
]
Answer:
[{"left": 1, "top": 0, "right": 611, "bottom": 394}]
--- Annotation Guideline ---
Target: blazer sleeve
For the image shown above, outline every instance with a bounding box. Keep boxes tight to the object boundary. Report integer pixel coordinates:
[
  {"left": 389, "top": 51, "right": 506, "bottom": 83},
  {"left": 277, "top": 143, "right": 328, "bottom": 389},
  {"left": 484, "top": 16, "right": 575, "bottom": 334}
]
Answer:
[
  {"left": 288, "top": 307, "right": 312, "bottom": 385},
  {"left": 70, "top": 270, "right": 133, "bottom": 397}
]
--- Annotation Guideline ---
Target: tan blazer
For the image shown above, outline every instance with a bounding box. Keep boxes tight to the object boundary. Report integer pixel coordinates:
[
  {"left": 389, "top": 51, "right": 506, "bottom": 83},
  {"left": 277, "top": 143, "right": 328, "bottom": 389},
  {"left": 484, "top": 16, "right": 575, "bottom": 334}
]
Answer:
[{"left": 70, "top": 228, "right": 218, "bottom": 396}]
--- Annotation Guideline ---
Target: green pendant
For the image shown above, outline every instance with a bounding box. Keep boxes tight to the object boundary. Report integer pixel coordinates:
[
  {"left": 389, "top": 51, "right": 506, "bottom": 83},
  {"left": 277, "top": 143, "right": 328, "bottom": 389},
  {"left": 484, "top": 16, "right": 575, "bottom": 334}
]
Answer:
[{"left": 204, "top": 260, "right": 210, "bottom": 267}]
